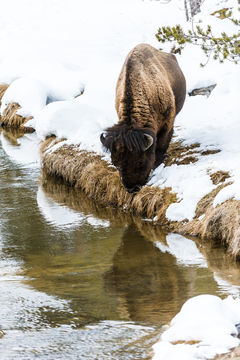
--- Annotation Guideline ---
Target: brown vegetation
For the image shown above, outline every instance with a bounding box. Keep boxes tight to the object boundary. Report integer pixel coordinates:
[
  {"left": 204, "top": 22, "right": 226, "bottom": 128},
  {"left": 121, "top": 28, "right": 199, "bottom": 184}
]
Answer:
[
  {"left": 0, "top": 102, "right": 34, "bottom": 132},
  {"left": 177, "top": 197, "right": 240, "bottom": 259},
  {"left": 214, "top": 346, "right": 240, "bottom": 359},
  {"left": 210, "top": 170, "right": 231, "bottom": 185},
  {"left": 0, "top": 84, "right": 8, "bottom": 106},
  {"left": 0, "top": 84, "right": 34, "bottom": 132},
  {"left": 41, "top": 138, "right": 177, "bottom": 223},
  {"left": 165, "top": 141, "right": 221, "bottom": 166}
]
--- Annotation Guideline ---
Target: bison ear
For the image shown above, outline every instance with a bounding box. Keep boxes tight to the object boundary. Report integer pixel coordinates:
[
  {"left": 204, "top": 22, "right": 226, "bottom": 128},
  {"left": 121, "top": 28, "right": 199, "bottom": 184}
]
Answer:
[{"left": 143, "top": 133, "right": 154, "bottom": 151}]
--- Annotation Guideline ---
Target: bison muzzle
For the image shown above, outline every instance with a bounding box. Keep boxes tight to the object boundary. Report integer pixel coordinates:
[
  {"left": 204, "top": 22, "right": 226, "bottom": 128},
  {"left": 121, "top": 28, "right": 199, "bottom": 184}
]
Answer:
[{"left": 100, "top": 43, "right": 186, "bottom": 193}]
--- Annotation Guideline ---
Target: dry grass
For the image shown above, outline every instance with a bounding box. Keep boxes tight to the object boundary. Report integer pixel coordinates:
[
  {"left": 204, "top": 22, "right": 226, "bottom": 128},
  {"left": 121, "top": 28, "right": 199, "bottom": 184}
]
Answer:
[
  {"left": 0, "top": 102, "right": 34, "bottom": 132},
  {"left": 41, "top": 138, "right": 177, "bottom": 223},
  {"left": 165, "top": 140, "right": 220, "bottom": 166},
  {"left": 171, "top": 340, "right": 200, "bottom": 345},
  {"left": 214, "top": 346, "right": 240, "bottom": 359},
  {"left": 165, "top": 141, "right": 200, "bottom": 166},
  {"left": 210, "top": 170, "right": 231, "bottom": 185},
  {"left": 0, "top": 84, "right": 8, "bottom": 106},
  {"left": 0, "top": 84, "right": 34, "bottom": 132},
  {"left": 176, "top": 196, "right": 240, "bottom": 259}
]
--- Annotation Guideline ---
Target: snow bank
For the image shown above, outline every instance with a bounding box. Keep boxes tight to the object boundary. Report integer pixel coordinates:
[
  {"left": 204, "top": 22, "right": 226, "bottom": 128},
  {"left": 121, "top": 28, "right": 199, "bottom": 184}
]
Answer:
[
  {"left": 33, "top": 99, "right": 110, "bottom": 155},
  {"left": 153, "top": 295, "right": 240, "bottom": 360},
  {"left": 0, "top": 78, "right": 48, "bottom": 118}
]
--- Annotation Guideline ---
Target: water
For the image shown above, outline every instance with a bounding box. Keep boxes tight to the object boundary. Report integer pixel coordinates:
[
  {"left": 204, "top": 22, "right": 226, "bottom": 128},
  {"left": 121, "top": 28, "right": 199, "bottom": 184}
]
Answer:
[{"left": 0, "top": 128, "right": 240, "bottom": 359}]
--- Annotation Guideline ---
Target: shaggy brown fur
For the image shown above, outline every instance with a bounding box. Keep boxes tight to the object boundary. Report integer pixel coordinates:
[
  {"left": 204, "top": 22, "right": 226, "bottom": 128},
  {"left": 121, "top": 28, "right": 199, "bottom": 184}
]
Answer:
[
  {"left": 0, "top": 102, "right": 34, "bottom": 133},
  {"left": 101, "top": 43, "right": 186, "bottom": 193}
]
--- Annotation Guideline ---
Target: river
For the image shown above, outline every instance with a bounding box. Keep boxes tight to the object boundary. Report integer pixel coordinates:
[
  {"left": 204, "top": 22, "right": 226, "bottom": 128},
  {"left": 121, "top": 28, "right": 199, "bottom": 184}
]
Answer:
[{"left": 0, "top": 128, "right": 240, "bottom": 359}]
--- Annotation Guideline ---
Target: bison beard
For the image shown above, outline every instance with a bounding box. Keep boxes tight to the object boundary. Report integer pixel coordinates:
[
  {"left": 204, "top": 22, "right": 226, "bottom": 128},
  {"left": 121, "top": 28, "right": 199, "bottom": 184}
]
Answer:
[{"left": 101, "top": 43, "right": 186, "bottom": 193}]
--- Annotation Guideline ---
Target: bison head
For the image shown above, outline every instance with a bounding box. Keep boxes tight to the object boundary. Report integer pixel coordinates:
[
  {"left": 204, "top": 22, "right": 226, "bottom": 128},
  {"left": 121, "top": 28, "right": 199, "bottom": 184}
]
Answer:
[{"left": 100, "top": 124, "right": 155, "bottom": 193}]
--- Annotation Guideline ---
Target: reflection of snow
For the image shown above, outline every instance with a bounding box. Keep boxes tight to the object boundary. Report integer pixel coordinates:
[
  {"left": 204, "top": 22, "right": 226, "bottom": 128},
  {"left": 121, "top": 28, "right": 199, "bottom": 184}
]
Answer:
[
  {"left": 155, "top": 234, "right": 207, "bottom": 268},
  {"left": 0, "top": 132, "right": 40, "bottom": 167},
  {"left": 214, "top": 273, "right": 240, "bottom": 297},
  {"left": 153, "top": 294, "right": 240, "bottom": 360},
  {"left": 37, "top": 187, "right": 110, "bottom": 229},
  {"left": 86, "top": 216, "right": 110, "bottom": 228}
]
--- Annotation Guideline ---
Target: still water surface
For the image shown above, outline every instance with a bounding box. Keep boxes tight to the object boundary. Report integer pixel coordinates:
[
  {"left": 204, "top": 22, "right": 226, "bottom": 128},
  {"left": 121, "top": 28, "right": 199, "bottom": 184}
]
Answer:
[{"left": 0, "top": 129, "right": 240, "bottom": 359}]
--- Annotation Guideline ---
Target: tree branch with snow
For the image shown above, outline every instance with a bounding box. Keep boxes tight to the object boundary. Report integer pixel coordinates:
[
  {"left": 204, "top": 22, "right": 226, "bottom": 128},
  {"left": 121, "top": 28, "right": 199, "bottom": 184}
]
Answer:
[{"left": 156, "top": 7, "right": 240, "bottom": 66}]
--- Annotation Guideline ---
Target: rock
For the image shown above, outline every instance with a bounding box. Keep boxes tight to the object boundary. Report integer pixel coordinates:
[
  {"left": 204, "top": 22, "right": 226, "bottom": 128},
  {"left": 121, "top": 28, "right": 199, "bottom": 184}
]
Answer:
[{"left": 188, "top": 84, "right": 217, "bottom": 98}]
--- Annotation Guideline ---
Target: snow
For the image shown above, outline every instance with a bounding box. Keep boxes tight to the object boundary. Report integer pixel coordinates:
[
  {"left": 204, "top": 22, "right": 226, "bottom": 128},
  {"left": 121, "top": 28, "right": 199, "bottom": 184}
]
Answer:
[
  {"left": 153, "top": 295, "right": 240, "bottom": 360},
  {"left": 213, "top": 181, "right": 240, "bottom": 207},
  {"left": 33, "top": 99, "right": 109, "bottom": 155},
  {"left": 1, "top": 77, "right": 48, "bottom": 118}
]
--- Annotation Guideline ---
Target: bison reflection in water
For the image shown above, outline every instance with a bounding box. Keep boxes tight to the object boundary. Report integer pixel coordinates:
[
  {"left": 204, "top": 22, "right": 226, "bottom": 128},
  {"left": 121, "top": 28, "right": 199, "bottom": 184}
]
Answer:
[
  {"left": 101, "top": 43, "right": 186, "bottom": 193},
  {"left": 104, "top": 225, "right": 190, "bottom": 325}
]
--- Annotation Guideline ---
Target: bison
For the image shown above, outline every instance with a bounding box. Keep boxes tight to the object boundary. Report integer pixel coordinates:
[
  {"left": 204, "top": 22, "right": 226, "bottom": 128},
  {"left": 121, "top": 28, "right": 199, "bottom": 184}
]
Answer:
[{"left": 100, "top": 43, "right": 186, "bottom": 193}]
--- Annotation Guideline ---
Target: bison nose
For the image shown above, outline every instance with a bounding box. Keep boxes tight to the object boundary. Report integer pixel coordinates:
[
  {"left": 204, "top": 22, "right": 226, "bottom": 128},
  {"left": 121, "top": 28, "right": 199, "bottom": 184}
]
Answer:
[{"left": 125, "top": 185, "right": 141, "bottom": 193}]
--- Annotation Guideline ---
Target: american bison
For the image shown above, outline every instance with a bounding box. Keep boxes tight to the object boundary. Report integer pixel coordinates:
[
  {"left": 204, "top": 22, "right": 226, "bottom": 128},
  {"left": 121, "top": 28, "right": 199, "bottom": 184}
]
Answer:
[{"left": 100, "top": 43, "right": 186, "bottom": 193}]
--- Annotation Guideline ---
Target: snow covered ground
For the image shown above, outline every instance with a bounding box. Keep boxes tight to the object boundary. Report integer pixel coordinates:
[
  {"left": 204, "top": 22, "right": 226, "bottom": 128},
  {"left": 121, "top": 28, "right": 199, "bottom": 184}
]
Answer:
[{"left": 0, "top": 1, "right": 240, "bottom": 359}]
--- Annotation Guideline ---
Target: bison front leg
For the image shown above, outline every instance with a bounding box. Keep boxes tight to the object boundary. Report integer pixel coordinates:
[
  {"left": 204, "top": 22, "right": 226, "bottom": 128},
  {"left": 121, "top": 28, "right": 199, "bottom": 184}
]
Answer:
[{"left": 154, "top": 126, "right": 173, "bottom": 169}]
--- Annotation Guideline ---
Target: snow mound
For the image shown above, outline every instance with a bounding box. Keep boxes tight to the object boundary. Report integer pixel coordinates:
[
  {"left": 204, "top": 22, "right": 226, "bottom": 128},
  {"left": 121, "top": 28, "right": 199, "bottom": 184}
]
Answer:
[
  {"left": 153, "top": 295, "right": 240, "bottom": 360},
  {"left": 34, "top": 99, "right": 109, "bottom": 154},
  {"left": 0, "top": 77, "right": 48, "bottom": 118}
]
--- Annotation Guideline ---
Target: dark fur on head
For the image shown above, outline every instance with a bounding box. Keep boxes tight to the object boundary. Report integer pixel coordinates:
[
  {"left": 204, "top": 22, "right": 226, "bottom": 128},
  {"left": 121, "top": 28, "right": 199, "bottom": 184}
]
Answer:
[
  {"left": 101, "top": 123, "right": 156, "bottom": 193},
  {"left": 100, "top": 123, "right": 154, "bottom": 153}
]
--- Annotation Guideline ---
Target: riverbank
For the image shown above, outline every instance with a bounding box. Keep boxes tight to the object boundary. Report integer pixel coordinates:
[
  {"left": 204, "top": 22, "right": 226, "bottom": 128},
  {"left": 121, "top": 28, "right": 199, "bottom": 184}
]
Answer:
[{"left": 39, "top": 133, "right": 240, "bottom": 259}]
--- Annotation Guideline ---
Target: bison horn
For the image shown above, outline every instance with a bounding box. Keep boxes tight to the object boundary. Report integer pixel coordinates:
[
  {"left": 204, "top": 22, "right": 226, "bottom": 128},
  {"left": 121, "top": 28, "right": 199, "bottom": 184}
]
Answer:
[
  {"left": 100, "top": 132, "right": 107, "bottom": 144},
  {"left": 143, "top": 133, "right": 154, "bottom": 151}
]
